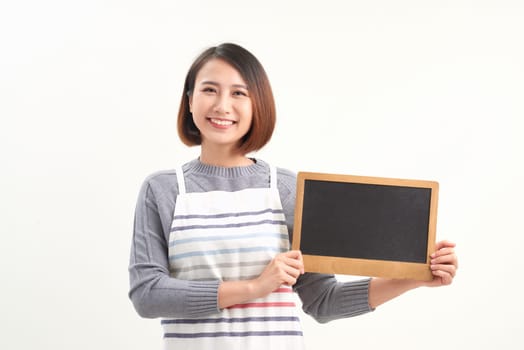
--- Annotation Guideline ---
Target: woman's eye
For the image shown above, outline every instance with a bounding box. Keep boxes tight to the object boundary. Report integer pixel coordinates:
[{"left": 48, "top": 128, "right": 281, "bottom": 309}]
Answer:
[
  {"left": 233, "top": 90, "right": 248, "bottom": 97},
  {"left": 202, "top": 87, "right": 216, "bottom": 93}
]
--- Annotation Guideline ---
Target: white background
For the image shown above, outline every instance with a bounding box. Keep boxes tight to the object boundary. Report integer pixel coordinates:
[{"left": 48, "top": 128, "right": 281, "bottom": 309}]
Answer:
[{"left": 1, "top": 1, "right": 523, "bottom": 349}]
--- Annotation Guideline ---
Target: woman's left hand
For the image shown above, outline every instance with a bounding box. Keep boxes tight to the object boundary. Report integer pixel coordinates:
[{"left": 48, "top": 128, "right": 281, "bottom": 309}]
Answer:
[
  {"left": 368, "top": 240, "right": 458, "bottom": 308},
  {"left": 423, "top": 240, "right": 458, "bottom": 287}
]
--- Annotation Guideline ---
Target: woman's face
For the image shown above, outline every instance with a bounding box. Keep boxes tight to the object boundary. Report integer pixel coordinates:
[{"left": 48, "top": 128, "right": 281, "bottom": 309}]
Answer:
[{"left": 189, "top": 58, "right": 253, "bottom": 152}]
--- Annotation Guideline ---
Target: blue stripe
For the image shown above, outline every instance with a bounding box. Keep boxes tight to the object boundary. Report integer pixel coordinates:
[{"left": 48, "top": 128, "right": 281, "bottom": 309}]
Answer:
[
  {"left": 173, "top": 208, "right": 284, "bottom": 220},
  {"left": 164, "top": 330, "right": 303, "bottom": 338},
  {"left": 161, "top": 316, "right": 300, "bottom": 325},
  {"left": 169, "top": 246, "right": 285, "bottom": 261},
  {"left": 169, "top": 232, "right": 289, "bottom": 246},
  {"left": 171, "top": 219, "right": 286, "bottom": 232}
]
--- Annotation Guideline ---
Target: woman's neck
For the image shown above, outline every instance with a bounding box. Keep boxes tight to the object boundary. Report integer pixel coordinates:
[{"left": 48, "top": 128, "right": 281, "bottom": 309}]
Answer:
[{"left": 199, "top": 145, "right": 253, "bottom": 168}]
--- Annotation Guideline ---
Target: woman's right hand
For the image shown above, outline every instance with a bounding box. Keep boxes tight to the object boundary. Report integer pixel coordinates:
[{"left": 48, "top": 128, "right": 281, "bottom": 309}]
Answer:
[
  {"left": 218, "top": 250, "right": 304, "bottom": 309},
  {"left": 253, "top": 250, "right": 305, "bottom": 297}
]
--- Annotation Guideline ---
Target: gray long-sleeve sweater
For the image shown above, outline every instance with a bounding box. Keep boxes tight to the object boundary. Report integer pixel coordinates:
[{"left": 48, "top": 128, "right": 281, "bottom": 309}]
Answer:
[{"left": 128, "top": 158, "right": 373, "bottom": 323}]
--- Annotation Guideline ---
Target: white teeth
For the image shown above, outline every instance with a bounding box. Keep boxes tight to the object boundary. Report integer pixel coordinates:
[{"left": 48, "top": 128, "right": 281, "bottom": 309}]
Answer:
[{"left": 210, "top": 118, "right": 233, "bottom": 126}]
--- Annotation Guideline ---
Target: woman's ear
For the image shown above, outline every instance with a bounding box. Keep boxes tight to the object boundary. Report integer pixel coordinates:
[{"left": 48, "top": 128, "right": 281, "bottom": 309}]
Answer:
[{"left": 188, "top": 94, "right": 193, "bottom": 113}]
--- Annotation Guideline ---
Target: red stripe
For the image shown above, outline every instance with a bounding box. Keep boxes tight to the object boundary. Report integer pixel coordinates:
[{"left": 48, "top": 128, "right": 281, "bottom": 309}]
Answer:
[
  {"left": 228, "top": 302, "right": 296, "bottom": 309},
  {"left": 273, "top": 287, "right": 293, "bottom": 293}
]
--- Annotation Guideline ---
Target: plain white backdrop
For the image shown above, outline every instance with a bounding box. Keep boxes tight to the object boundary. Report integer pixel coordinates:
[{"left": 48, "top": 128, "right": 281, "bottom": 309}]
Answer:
[{"left": 1, "top": 1, "right": 523, "bottom": 349}]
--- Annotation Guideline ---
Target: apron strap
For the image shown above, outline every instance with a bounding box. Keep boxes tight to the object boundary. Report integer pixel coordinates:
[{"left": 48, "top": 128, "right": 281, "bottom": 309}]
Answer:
[
  {"left": 176, "top": 166, "right": 186, "bottom": 195},
  {"left": 269, "top": 165, "right": 278, "bottom": 189}
]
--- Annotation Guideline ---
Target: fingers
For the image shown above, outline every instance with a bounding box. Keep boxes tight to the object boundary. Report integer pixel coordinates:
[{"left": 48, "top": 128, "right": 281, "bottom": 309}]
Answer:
[
  {"left": 431, "top": 251, "right": 457, "bottom": 266},
  {"left": 434, "top": 240, "right": 456, "bottom": 251},
  {"left": 431, "top": 246, "right": 455, "bottom": 258},
  {"left": 276, "top": 251, "right": 304, "bottom": 285},
  {"left": 274, "top": 251, "right": 304, "bottom": 286},
  {"left": 431, "top": 248, "right": 457, "bottom": 265},
  {"left": 427, "top": 240, "right": 458, "bottom": 286},
  {"left": 283, "top": 250, "right": 302, "bottom": 259},
  {"left": 430, "top": 262, "right": 457, "bottom": 278},
  {"left": 256, "top": 250, "right": 305, "bottom": 291},
  {"left": 278, "top": 250, "right": 304, "bottom": 274},
  {"left": 431, "top": 242, "right": 458, "bottom": 271},
  {"left": 430, "top": 268, "right": 454, "bottom": 285},
  {"left": 280, "top": 264, "right": 301, "bottom": 286}
]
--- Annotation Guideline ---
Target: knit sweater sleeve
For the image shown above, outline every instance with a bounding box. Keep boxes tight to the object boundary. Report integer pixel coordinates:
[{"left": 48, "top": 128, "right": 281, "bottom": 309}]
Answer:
[
  {"left": 128, "top": 172, "right": 220, "bottom": 319},
  {"left": 277, "top": 168, "right": 374, "bottom": 323}
]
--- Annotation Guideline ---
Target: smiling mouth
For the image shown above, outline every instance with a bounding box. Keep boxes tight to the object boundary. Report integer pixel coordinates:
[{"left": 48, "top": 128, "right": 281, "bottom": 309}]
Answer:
[{"left": 208, "top": 118, "right": 235, "bottom": 126}]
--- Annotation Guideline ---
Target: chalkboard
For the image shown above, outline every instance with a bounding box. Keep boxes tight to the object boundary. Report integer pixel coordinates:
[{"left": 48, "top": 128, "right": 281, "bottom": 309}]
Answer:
[{"left": 292, "top": 172, "right": 439, "bottom": 280}]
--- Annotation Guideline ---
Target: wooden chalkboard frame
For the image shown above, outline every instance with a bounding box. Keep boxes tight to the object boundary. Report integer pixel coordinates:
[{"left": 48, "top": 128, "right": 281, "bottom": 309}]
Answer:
[{"left": 292, "top": 172, "right": 439, "bottom": 281}]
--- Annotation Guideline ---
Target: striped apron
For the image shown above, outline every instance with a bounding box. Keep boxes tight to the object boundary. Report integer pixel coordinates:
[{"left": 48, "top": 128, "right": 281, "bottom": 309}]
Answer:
[{"left": 162, "top": 165, "right": 304, "bottom": 350}]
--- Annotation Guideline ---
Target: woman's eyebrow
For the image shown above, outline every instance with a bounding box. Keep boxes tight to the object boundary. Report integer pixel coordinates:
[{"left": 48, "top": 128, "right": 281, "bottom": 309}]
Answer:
[{"left": 200, "top": 80, "right": 248, "bottom": 90}]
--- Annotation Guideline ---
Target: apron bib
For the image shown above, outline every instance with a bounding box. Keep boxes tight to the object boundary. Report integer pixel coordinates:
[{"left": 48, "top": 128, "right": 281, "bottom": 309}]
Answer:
[{"left": 162, "top": 165, "right": 304, "bottom": 350}]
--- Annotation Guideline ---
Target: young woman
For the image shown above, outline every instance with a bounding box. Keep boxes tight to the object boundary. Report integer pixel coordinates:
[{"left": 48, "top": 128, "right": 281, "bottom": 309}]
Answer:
[{"left": 128, "top": 43, "right": 458, "bottom": 349}]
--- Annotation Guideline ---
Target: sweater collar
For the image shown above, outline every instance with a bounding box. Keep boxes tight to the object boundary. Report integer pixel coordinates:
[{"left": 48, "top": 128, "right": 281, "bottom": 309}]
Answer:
[{"left": 186, "top": 158, "right": 267, "bottom": 178}]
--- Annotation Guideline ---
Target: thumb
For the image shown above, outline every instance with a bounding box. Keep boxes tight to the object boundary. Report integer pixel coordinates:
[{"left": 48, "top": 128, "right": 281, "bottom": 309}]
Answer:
[{"left": 284, "top": 250, "right": 303, "bottom": 259}]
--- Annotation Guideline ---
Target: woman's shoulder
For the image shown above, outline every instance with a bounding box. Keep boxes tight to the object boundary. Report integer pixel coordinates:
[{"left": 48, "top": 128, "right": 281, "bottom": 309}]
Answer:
[
  {"left": 257, "top": 159, "right": 297, "bottom": 194},
  {"left": 138, "top": 168, "right": 181, "bottom": 201},
  {"left": 143, "top": 168, "right": 177, "bottom": 185},
  {"left": 276, "top": 166, "right": 296, "bottom": 179},
  {"left": 276, "top": 166, "right": 297, "bottom": 188},
  {"left": 139, "top": 159, "right": 204, "bottom": 197},
  {"left": 141, "top": 159, "right": 198, "bottom": 185},
  {"left": 254, "top": 159, "right": 296, "bottom": 180}
]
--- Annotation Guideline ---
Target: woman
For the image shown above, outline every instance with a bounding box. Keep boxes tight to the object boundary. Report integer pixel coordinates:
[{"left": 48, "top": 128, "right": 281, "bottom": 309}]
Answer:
[{"left": 128, "top": 42, "right": 458, "bottom": 349}]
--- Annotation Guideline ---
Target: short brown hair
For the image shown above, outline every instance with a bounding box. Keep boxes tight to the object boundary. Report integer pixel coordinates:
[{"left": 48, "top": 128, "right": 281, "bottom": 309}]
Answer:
[{"left": 177, "top": 43, "right": 276, "bottom": 154}]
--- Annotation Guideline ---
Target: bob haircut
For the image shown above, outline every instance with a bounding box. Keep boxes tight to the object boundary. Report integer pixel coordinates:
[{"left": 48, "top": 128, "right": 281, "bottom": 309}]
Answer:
[{"left": 177, "top": 43, "right": 276, "bottom": 154}]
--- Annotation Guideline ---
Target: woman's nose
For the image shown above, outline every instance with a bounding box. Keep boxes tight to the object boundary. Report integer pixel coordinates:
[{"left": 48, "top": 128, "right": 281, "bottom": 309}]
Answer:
[{"left": 213, "top": 94, "right": 231, "bottom": 114}]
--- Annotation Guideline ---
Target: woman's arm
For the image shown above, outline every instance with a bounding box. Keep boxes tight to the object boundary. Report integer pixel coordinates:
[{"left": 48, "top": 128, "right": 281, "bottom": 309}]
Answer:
[
  {"left": 129, "top": 178, "right": 221, "bottom": 318},
  {"left": 293, "top": 240, "right": 457, "bottom": 322},
  {"left": 294, "top": 273, "right": 373, "bottom": 323},
  {"left": 369, "top": 240, "right": 458, "bottom": 308}
]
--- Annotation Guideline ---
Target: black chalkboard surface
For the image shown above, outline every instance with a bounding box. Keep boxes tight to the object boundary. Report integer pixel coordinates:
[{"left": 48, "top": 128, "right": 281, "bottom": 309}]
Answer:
[{"left": 292, "top": 172, "right": 439, "bottom": 280}]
